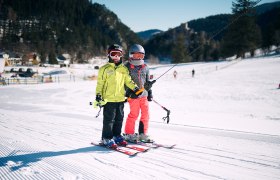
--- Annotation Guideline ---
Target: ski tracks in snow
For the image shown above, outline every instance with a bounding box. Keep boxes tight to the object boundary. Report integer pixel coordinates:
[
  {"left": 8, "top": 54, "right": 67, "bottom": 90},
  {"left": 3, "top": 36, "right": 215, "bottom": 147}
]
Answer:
[
  {"left": 1, "top": 107, "right": 280, "bottom": 179},
  {"left": 0, "top": 109, "right": 280, "bottom": 179}
]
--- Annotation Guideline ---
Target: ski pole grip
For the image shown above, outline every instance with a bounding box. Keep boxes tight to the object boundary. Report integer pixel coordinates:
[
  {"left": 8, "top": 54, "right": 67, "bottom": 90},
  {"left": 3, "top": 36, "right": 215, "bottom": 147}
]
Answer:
[{"left": 135, "top": 87, "right": 144, "bottom": 95}]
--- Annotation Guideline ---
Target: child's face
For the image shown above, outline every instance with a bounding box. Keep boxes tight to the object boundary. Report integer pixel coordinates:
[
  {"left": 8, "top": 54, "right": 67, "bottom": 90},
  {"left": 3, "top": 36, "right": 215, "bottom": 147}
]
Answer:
[{"left": 109, "top": 51, "right": 123, "bottom": 62}]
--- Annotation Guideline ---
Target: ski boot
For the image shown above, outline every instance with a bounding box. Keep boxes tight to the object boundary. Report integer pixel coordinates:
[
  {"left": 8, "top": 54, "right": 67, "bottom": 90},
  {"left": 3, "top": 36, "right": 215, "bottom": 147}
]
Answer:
[
  {"left": 102, "top": 138, "right": 117, "bottom": 149},
  {"left": 123, "top": 133, "right": 139, "bottom": 143},
  {"left": 139, "top": 133, "right": 154, "bottom": 143},
  {"left": 113, "top": 135, "right": 128, "bottom": 146}
]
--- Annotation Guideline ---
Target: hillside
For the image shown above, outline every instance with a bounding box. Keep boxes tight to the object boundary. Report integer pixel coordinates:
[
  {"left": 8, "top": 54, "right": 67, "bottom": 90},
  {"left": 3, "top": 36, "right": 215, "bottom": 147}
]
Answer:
[
  {"left": 255, "top": 1, "right": 280, "bottom": 14},
  {"left": 0, "top": 0, "right": 142, "bottom": 63},
  {"left": 0, "top": 55, "right": 280, "bottom": 179},
  {"left": 1, "top": 0, "right": 279, "bottom": 64},
  {"left": 144, "top": 1, "right": 280, "bottom": 63},
  {"left": 187, "top": 14, "right": 232, "bottom": 41},
  {"left": 163, "top": 1, "right": 280, "bottom": 39},
  {"left": 137, "top": 29, "right": 163, "bottom": 41}
]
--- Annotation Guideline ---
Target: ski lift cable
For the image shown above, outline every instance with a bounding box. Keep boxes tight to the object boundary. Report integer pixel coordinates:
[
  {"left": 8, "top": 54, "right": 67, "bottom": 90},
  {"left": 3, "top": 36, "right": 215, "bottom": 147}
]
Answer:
[{"left": 155, "top": 0, "right": 262, "bottom": 81}]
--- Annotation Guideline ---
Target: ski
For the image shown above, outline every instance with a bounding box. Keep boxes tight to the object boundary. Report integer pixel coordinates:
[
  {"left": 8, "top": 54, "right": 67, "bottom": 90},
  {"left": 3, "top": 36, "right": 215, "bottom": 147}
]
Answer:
[
  {"left": 91, "top": 142, "right": 139, "bottom": 156},
  {"left": 148, "top": 142, "right": 176, "bottom": 149},
  {"left": 125, "top": 144, "right": 150, "bottom": 152},
  {"left": 128, "top": 141, "right": 176, "bottom": 149}
]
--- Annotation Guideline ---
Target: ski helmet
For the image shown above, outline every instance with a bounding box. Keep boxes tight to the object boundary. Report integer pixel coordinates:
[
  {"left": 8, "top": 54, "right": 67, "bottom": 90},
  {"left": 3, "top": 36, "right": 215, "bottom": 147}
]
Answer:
[
  {"left": 107, "top": 44, "right": 123, "bottom": 64},
  {"left": 129, "top": 44, "right": 145, "bottom": 65},
  {"left": 107, "top": 44, "right": 123, "bottom": 55},
  {"left": 129, "top": 44, "right": 145, "bottom": 58}
]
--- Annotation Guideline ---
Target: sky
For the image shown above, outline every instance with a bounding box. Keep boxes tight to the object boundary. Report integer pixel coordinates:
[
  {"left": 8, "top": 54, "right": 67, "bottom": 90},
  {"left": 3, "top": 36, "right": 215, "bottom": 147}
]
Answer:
[{"left": 91, "top": 0, "right": 280, "bottom": 32}]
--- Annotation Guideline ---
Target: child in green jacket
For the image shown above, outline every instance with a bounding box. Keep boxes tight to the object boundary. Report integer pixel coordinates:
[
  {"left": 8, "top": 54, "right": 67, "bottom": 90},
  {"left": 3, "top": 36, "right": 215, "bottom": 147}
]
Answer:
[{"left": 94, "top": 44, "right": 143, "bottom": 148}]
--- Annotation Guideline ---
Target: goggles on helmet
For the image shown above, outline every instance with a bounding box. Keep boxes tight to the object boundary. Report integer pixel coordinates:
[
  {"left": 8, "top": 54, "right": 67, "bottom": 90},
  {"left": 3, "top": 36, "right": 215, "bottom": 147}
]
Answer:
[
  {"left": 130, "top": 52, "right": 144, "bottom": 60},
  {"left": 109, "top": 51, "right": 123, "bottom": 58}
]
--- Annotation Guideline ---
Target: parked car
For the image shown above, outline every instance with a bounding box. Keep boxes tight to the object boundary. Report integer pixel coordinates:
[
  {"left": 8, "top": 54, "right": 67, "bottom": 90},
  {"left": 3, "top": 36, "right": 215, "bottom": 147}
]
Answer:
[
  {"left": 43, "top": 69, "right": 68, "bottom": 76},
  {"left": 18, "top": 68, "right": 25, "bottom": 73},
  {"left": 18, "top": 68, "right": 37, "bottom": 77},
  {"left": 10, "top": 68, "right": 19, "bottom": 73}
]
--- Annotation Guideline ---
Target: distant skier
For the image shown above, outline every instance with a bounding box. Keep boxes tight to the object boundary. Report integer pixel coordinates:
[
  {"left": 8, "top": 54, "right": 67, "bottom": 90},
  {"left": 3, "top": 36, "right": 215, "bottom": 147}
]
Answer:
[
  {"left": 123, "top": 44, "right": 154, "bottom": 143},
  {"left": 94, "top": 44, "right": 143, "bottom": 148},
  {"left": 192, "top": 69, "right": 195, "bottom": 78},
  {"left": 173, "top": 70, "right": 178, "bottom": 79}
]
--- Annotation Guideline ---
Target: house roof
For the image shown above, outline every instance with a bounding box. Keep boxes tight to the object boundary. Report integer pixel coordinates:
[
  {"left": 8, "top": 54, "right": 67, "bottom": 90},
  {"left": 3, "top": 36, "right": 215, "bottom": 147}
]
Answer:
[{"left": 57, "top": 55, "right": 66, "bottom": 61}]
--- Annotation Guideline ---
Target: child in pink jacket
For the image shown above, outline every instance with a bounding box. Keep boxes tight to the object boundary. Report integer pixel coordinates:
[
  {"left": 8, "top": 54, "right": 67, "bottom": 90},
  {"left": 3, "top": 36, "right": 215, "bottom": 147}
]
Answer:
[{"left": 124, "top": 44, "right": 154, "bottom": 142}]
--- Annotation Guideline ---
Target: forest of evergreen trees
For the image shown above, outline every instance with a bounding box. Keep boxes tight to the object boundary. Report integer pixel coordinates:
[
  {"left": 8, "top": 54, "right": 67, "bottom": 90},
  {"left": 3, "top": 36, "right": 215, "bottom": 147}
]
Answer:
[
  {"left": 0, "top": 0, "right": 142, "bottom": 63},
  {"left": 0, "top": 0, "right": 279, "bottom": 64},
  {"left": 145, "top": 0, "right": 280, "bottom": 63}
]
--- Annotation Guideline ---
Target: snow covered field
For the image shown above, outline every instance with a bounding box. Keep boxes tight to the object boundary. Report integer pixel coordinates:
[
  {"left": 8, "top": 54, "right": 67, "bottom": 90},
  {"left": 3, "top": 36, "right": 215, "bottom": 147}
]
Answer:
[{"left": 0, "top": 56, "right": 280, "bottom": 179}]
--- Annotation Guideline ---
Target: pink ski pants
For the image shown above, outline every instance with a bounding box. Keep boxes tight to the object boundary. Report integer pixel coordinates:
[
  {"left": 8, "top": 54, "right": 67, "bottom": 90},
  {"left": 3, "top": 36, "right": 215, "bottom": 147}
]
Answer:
[{"left": 125, "top": 97, "right": 150, "bottom": 134}]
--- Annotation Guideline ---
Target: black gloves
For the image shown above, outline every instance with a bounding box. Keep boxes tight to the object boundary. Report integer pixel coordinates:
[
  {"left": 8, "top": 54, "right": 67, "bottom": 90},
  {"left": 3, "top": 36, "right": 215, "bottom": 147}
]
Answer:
[
  {"left": 125, "top": 87, "right": 153, "bottom": 101},
  {"left": 144, "top": 80, "right": 156, "bottom": 91},
  {"left": 94, "top": 94, "right": 107, "bottom": 107},
  {"left": 96, "top": 94, "right": 102, "bottom": 102},
  {"left": 125, "top": 89, "right": 138, "bottom": 99},
  {"left": 147, "top": 90, "right": 153, "bottom": 101}
]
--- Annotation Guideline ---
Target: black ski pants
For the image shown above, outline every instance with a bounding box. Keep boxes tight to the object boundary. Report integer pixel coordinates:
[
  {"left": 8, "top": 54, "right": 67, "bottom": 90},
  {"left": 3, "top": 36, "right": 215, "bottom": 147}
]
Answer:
[{"left": 102, "top": 102, "right": 124, "bottom": 139}]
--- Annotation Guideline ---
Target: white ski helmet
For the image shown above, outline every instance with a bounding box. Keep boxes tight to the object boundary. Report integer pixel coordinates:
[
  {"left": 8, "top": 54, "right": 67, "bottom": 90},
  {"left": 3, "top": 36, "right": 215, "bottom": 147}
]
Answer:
[
  {"left": 129, "top": 44, "right": 145, "bottom": 58},
  {"left": 129, "top": 44, "right": 145, "bottom": 65}
]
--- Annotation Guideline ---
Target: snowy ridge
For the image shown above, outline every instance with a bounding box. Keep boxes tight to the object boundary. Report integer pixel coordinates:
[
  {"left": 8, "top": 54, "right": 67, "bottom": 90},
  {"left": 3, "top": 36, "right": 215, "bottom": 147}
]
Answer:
[{"left": 1, "top": 56, "right": 280, "bottom": 179}]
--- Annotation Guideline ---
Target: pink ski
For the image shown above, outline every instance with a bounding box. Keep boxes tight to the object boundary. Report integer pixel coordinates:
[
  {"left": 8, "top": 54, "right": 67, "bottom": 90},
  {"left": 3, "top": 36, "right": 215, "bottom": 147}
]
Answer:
[
  {"left": 91, "top": 142, "right": 139, "bottom": 156},
  {"left": 125, "top": 144, "right": 150, "bottom": 152}
]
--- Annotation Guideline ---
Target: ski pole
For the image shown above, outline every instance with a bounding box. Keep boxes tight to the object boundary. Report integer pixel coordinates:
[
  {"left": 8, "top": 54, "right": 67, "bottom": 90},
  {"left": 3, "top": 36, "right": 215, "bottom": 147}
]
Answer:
[
  {"left": 89, "top": 102, "right": 102, "bottom": 118},
  {"left": 95, "top": 106, "right": 102, "bottom": 118},
  {"left": 152, "top": 99, "right": 170, "bottom": 124}
]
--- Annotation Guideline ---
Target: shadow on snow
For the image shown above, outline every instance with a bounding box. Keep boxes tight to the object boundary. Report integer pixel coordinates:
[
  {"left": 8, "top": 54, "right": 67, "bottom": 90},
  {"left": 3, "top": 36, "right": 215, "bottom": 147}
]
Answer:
[{"left": 0, "top": 146, "right": 111, "bottom": 171}]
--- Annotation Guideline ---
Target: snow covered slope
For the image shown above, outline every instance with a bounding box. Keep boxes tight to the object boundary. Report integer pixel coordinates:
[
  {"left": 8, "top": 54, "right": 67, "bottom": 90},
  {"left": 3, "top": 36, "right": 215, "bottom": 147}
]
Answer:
[{"left": 0, "top": 56, "right": 280, "bottom": 179}]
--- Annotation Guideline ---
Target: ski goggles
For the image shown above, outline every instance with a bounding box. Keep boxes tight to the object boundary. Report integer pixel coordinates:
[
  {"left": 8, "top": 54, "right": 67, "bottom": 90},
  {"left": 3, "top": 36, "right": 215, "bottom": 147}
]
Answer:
[
  {"left": 129, "top": 52, "right": 145, "bottom": 60},
  {"left": 109, "top": 51, "right": 123, "bottom": 58}
]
